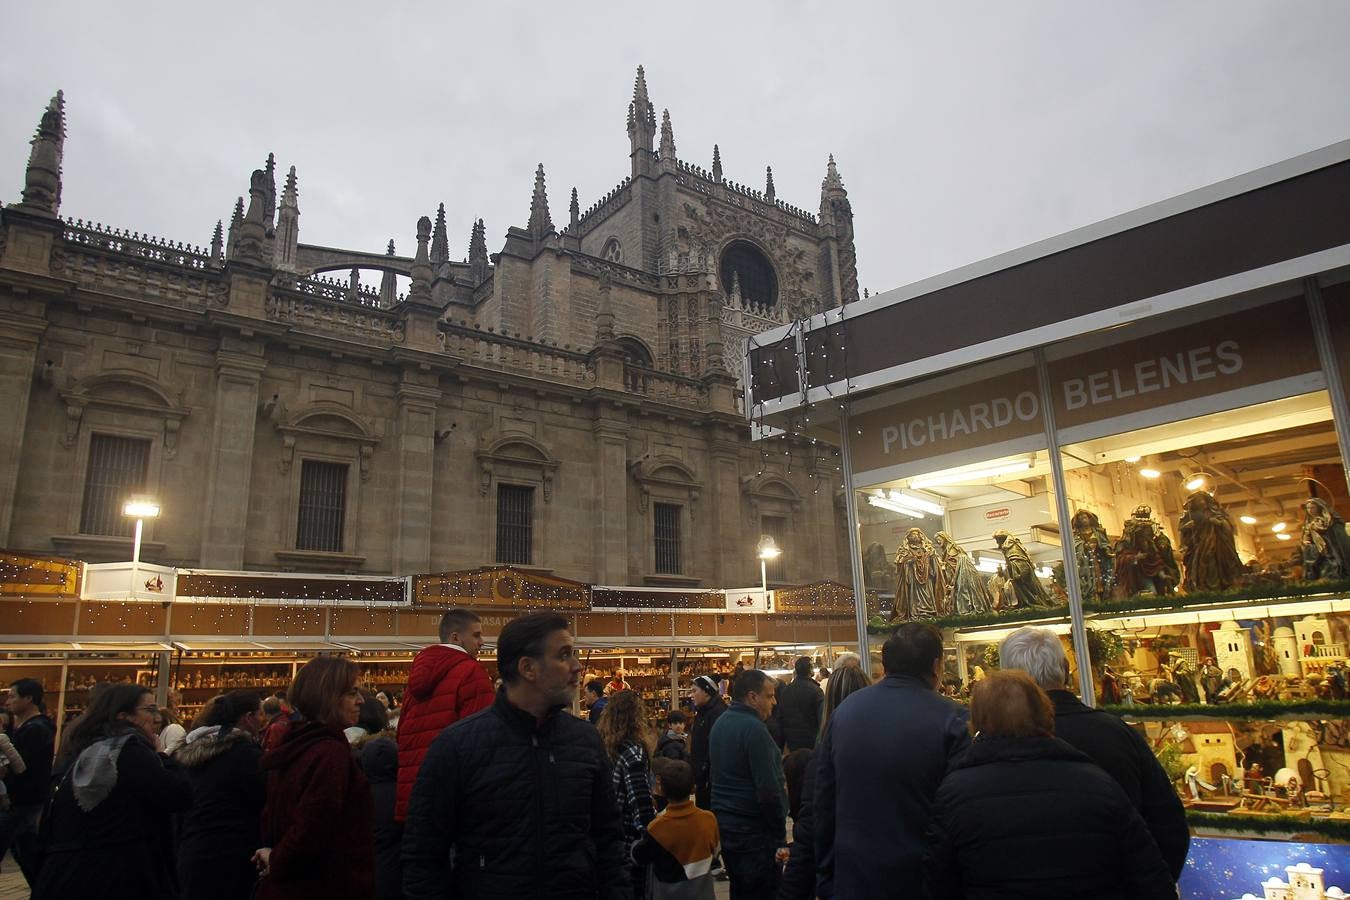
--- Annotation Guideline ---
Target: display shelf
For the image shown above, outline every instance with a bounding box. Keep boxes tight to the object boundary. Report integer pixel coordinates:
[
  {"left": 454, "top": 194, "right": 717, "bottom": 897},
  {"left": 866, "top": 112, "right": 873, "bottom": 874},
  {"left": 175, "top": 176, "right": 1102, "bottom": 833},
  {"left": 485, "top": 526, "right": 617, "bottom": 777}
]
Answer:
[
  {"left": 1109, "top": 701, "right": 1350, "bottom": 720},
  {"left": 1185, "top": 811, "right": 1350, "bottom": 843}
]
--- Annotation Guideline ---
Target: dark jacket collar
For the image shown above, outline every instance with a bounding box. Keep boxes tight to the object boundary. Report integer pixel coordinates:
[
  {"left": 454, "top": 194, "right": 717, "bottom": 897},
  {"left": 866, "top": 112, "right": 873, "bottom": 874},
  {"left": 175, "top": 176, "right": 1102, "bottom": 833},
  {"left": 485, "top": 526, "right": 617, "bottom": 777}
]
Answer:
[
  {"left": 953, "top": 734, "right": 1092, "bottom": 771},
  {"left": 1046, "top": 689, "right": 1093, "bottom": 715},
  {"left": 696, "top": 695, "right": 726, "bottom": 715},
  {"left": 493, "top": 688, "right": 565, "bottom": 738},
  {"left": 882, "top": 673, "right": 936, "bottom": 691},
  {"left": 725, "top": 701, "right": 764, "bottom": 721}
]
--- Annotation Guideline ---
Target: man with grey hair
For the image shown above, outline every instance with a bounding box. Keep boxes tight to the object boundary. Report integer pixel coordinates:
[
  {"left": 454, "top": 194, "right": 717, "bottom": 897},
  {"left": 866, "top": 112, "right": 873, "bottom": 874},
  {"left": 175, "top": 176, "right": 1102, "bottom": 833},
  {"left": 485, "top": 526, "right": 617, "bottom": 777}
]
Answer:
[{"left": 998, "top": 626, "right": 1189, "bottom": 880}]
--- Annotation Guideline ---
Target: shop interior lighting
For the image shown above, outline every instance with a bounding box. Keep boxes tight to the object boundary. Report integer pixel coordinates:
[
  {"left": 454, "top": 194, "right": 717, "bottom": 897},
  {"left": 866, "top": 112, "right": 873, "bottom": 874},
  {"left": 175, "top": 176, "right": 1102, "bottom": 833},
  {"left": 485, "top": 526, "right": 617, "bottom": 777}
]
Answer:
[
  {"left": 867, "top": 494, "right": 925, "bottom": 518},
  {"left": 1276, "top": 533, "right": 1293, "bottom": 541},
  {"left": 1185, "top": 474, "right": 1207, "bottom": 491},
  {"left": 909, "top": 459, "right": 1032, "bottom": 489},
  {"left": 1240, "top": 515, "right": 1258, "bottom": 525},
  {"left": 1138, "top": 468, "right": 1161, "bottom": 479},
  {"left": 1272, "top": 522, "right": 1288, "bottom": 533},
  {"left": 975, "top": 556, "right": 1003, "bottom": 574},
  {"left": 876, "top": 489, "right": 945, "bottom": 516},
  {"left": 1124, "top": 456, "right": 1142, "bottom": 464}
]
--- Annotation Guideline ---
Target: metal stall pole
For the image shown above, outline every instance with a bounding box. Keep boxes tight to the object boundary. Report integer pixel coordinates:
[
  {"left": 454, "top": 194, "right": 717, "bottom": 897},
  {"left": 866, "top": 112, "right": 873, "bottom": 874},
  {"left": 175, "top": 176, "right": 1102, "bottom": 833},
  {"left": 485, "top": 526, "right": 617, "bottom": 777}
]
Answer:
[
  {"left": 1035, "top": 349, "right": 1097, "bottom": 705},
  {"left": 1305, "top": 277, "right": 1350, "bottom": 476},
  {"left": 670, "top": 649, "right": 679, "bottom": 713},
  {"left": 838, "top": 408, "right": 872, "bottom": 665}
]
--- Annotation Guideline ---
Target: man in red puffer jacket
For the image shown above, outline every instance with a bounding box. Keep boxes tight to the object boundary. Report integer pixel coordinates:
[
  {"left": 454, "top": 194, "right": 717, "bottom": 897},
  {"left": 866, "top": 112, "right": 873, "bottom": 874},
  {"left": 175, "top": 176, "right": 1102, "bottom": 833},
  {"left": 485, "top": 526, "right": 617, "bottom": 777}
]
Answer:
[{"left": 395, "top": 609, "right": 495, "bottom": 822}]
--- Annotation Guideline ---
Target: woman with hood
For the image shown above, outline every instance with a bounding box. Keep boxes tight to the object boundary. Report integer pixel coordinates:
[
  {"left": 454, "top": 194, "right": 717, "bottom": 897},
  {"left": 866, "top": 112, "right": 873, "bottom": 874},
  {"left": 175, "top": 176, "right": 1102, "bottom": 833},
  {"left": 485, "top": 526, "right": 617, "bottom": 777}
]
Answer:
[
  {"left": 253, "top": 656, "right": 374, "bottom": 899},
  {"left": 33, "top": 683, "right": 193, "bottom": 899},
  {"left": 175, "top": 690, "right": 266, "bottom": 900}
]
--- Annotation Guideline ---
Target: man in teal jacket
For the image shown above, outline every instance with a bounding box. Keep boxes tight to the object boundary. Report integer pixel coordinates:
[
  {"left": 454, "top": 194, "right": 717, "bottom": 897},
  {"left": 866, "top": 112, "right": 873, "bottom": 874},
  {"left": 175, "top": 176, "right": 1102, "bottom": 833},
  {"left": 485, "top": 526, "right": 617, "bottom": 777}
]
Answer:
[{"left": 709, "top": 669, "right": 788, "bottom": 900}]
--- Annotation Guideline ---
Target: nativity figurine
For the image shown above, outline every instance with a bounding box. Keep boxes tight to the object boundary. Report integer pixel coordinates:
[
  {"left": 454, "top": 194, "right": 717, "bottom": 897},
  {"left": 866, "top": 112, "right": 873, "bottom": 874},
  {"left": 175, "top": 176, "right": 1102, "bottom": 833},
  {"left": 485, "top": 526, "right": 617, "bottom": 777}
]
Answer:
[
  {"left": 934, "top": 531, "right": 994, "bottom": 616},
  {"left": 1179, "top": 491, "right": 1244, "bottom": 592},
  {"left": 1114, "top": 505, "right": 1180, "bottom": 597},
  {"left": 1300, "top": 497, "right": 1350, "bottom": 581},
  {"left": 893, "top": 527, "right": 945, "bottom": 621},
  {"left": 992, "top": 528, "right": 1054, "bottom": 609},
  {"left": 1070, "top": 509, "right": 1115, "bottom": 604}
]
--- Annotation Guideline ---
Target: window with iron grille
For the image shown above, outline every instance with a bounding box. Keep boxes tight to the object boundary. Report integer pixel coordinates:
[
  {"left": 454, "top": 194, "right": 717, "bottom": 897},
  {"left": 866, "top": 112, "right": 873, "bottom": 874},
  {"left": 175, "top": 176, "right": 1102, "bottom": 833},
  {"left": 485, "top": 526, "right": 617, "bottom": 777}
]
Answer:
[
  {"left": 654, "top": 503, "right": 682, "bottom": 575},
  {"left": 761, "top": 515, "right": 787, "bottom": 583},
  {"left": 297, "top": 461, "right": 348, "bottom": 552},
  {"left": 80, "top": 434, "right": 151, "bottom": 536},
  {"left": 496, "top": 484, "right": 534, "bottom": 565}
]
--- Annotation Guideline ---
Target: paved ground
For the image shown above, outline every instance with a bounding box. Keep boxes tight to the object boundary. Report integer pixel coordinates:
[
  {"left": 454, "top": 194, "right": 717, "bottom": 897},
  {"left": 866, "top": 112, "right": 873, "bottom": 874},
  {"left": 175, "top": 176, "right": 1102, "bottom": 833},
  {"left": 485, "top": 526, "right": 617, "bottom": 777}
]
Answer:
[{"left": 0, "top": 852, "right": 730, "bottom": 899}]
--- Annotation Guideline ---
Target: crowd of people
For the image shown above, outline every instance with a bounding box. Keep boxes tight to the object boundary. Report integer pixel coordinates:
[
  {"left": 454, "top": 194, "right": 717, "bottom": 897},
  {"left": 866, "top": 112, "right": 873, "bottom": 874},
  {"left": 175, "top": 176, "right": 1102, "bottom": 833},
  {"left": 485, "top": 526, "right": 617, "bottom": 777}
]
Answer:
[{"left": 0, "top": 610, "right": 1191, "bottom": 899}]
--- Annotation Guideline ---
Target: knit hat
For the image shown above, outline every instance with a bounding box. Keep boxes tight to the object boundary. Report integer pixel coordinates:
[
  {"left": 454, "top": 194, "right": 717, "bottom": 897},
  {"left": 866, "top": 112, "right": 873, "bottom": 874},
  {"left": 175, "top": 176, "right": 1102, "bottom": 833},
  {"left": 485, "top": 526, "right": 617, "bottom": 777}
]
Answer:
[{"left": 693, "top": 675, "right": 719, "bottom": 697}]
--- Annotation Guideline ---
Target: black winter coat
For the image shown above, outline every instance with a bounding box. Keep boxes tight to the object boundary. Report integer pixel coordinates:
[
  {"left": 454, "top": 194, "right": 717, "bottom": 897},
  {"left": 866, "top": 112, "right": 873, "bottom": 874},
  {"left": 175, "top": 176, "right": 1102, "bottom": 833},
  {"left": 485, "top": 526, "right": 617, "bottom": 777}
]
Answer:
[
  {"left": 1046, "top": 689, "right": 1190, "bottom": 880},
  {"left": 360, "top": 734, "right": 403, "bottom": 900},
  {"left": 689, "top": 695, "right": 727, "bottom": 809},
  {"left": 777, "top": 752, "right": 821, "bottom": 900},
  {"left": 5, "top": 713, "right": 55, "bottom": 806},
  {"left": 776, "top": 676, "right": 823, "bottom": 751},
  {"left": 175, "top": 727, "right": 266, "bottom": 900},
  {"left": 401, "top": 691, "right": 628, "bottom": 900},
  {"left": 34, "top": 726, "right": 194, "bottom": 900},
  {"left": 923, "top": 735, "right": 1176, "bottom": 899},
  {"left": 815, "top": 675, "right": 970, "bottom": 900}
]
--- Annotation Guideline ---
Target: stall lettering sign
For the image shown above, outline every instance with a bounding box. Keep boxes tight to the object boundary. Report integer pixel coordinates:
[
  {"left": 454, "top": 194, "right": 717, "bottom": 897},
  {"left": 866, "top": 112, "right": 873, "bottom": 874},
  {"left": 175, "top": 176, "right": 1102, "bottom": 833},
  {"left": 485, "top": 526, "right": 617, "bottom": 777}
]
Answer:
[
  {"left": 881, "top": 391, "right": 1040, "bottom": 453},
  {"left": 1061, "top": 341, "right": 1242, "bottom": 411}
]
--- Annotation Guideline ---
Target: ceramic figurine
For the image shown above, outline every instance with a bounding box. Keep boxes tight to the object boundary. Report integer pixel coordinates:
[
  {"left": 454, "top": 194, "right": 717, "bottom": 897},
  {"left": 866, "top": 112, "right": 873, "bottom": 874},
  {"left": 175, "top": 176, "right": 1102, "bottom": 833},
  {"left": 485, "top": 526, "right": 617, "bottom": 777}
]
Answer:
[
  {"left": 893, "top": 527, "right": 945, "bottom": 621},
  {"left": 1199, "top": 657, "right": 1224, "bottom": 702},
  {"left": 1300, "top": 497, "right": 1350, "bottom": 581},
  {"left": 934, "top": 531, "right": 994, "bottom": 616},
  {"left": 992, "top": 529, "right": 1054, "bottom": 609},
  {"left": 1113, "top": 505, "right": 1180, "bottom": 596},
  {"left": 1179, "top": 491, "right": 1244, "bottom": 592},
  {"left": 1070, "top": 509, "right": 1115, "bottom": 603}
]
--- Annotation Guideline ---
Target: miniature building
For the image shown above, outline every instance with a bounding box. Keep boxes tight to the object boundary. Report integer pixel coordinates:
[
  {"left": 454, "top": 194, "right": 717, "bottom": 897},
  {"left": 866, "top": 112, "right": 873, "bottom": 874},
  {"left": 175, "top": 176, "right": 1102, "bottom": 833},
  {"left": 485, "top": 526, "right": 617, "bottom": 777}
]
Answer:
[
  {"left": 1179, "top": 720, "right": 1239, "bottom": 786},
  {"left": 1295, "top": 616, "right": 1347, "bottom": 676},
  {"left": 1274, "top": 626, "right": 1301, "bottom": 676},
  {"left": 1216, "top": 621, "right": 1257, "bottom": 681},
  {"left": 1251, "top": 861, "right": 1345, "bottom": 900}
]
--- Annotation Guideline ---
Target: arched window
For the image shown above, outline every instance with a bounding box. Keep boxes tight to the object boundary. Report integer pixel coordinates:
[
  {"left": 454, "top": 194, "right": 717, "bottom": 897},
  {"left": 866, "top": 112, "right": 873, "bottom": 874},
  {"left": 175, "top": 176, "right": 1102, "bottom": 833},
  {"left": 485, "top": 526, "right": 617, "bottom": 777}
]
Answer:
[
  {"left": 602, "top": 238, "right": 623, "bottom": 263},
  {"left": 720, "top": 240, "right": 778, "bottom": 307},
  {"left": 615, "top": 337, "right": 653, "bottom": 368}
]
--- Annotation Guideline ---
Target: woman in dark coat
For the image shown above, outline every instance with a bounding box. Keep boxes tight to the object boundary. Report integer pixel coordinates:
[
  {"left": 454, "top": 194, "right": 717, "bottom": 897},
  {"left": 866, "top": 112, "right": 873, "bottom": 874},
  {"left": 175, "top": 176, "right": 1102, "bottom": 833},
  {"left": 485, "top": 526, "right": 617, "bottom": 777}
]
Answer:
[
  {"left": 33, "top": 683, "right": 193, "bottom": 899},
  {"left": 253, "top": 656, "right": 374, "bottom": 900},
  {"left": 688, "top": 674, "right": 728, "bottom": 809},
  {"left": 175, "top": 690, "right": 267, "bottom": 900},
  {"left": 923, "top": 671, "right": 1176, "bottom": 899}
]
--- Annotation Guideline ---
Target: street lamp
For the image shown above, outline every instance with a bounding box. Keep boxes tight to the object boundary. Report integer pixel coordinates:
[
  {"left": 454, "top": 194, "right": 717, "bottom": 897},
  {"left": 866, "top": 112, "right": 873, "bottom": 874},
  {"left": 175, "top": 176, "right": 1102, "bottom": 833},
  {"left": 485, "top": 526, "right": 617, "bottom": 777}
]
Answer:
[
  {"left": 756, "top": 534, "right": 781, "bottom": 607},
  {"left": 123, "top": 498, "right": 161, "bottom": 599}
]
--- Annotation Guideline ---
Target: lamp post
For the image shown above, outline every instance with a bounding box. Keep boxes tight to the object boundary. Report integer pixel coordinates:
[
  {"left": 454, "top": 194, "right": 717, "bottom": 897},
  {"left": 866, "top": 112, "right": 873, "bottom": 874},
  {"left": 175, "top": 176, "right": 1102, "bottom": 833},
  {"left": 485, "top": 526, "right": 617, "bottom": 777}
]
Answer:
[
  {"left": 123, "top": 499, "right": 161, "bottom": 600},
  {"left": 756, "top": 534, "right": 781, "bottom": 610}
]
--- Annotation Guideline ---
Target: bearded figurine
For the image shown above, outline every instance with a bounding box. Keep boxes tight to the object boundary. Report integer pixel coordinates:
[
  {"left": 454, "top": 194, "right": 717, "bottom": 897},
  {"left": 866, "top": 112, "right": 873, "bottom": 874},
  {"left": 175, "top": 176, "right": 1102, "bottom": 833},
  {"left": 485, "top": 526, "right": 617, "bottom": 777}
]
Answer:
[
  {"left": 934, "top": 531, "right": 993, "bottom": 616},
  {"left": 894, "top": 527, "right": 945, "bottom": 621},
  {"left": 1114, "top": 505, "right": 1180, "bottom": 597},
  {"left": 1070, "top": 509, "right": 1115, "bottom": 604},
  {"left": 1179, "top": 491, "right": 1244, "bottom": 592},
  {"left": 1300, "top": 498, "right": 1350, "bottom": 581},
  {"left": 993, "top": 529, "right": 1054, "bottom": 609}
]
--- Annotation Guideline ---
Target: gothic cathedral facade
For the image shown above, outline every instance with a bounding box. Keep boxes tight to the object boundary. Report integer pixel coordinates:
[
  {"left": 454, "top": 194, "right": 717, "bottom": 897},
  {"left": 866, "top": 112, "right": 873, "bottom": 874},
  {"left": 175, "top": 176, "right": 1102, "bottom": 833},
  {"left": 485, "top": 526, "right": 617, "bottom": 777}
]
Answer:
[{"left": 0, "top": 69, "right": 857, "bottom": 590}]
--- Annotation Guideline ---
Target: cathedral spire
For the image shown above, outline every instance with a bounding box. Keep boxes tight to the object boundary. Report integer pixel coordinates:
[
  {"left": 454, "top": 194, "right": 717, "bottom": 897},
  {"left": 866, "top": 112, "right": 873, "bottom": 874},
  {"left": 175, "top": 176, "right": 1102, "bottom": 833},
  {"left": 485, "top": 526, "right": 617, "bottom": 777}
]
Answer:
[
  {"left": 263, "top": 152, "right": 277, "bottom": 234},
  {"left": 819, "top": 154, "right": 858, "bottom": 306},
  {"left": 15, "top": 90, "right": 65, "bottom": 216},
  {"left": 408, "top": 216, "right": 433, "bottom": 304},
  {"left": 765, "top": 166, "right": 775, "bottom": 203},
  {"left": 274, "top": 165, "right": 300, "bottom": 271},
  {"left": 659, "top": 108, "right": 676, "bottom": 161},
  {"left": 712, "top": 144, "right": 723, "bottom": 183},
  {"left": 226, "top": 196, "right": 243, "bottom": 259},
  {"left": 379, "top": 240, "right": 397, "bottom": 305},
  {"left": 231, "top": 170, "right": 268, "bottom": 264},
  {"left": 627, "top": 65, "right": 657, "bottom": 174},
  {"left": 569, "top": 187, "right": 579, "bottom": 232},
  {"left": 469, "top": 217, "right": 490, "bottom": 283},
  {"left": 210, "top": 220, "right": 224, "bottom": 262},
  {"left": 431, "top": 202, "right": 449, "bottom": 265},
  {"left": 527, "top": 163, "right": 553, "bottom": 237}
]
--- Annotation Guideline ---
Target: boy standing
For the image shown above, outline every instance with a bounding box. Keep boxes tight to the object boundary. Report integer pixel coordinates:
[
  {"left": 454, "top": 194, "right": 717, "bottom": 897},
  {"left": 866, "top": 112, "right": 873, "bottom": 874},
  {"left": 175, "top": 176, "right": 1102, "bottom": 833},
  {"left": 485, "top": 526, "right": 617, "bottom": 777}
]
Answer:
[
  {"left": 633, "top": 758, "right": 721, "bottom": 900},
  {"left": 657, "top": 710, "right": 690, "bottom": 761}
]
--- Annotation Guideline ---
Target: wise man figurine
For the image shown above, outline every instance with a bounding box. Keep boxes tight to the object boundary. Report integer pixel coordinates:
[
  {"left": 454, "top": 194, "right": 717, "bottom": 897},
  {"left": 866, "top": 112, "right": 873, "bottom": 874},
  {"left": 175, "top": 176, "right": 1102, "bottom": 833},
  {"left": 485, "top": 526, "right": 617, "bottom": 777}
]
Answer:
[
  {"left": 1179, "top": 491, "right": 1243, "bottom": 592},
  {"left": 1071, "top": 509, "right": 1115, "bottom": 603},
  {"left": 1114, "top": 506, "right": 1180, "bottom": 597},
  {"left": 992, "top": 529, "right": 1054, "bottom": 609},
  {"left": 893, "top": 527, "right": 945, "bottom": 621}
]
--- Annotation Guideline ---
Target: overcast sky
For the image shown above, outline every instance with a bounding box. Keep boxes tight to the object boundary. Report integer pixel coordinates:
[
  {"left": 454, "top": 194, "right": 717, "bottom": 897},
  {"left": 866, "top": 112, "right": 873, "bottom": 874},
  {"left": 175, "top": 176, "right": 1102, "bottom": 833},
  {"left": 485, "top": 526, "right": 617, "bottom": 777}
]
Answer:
[{"left": 3, "top": 1, "right": 1349, "bottom": 295}]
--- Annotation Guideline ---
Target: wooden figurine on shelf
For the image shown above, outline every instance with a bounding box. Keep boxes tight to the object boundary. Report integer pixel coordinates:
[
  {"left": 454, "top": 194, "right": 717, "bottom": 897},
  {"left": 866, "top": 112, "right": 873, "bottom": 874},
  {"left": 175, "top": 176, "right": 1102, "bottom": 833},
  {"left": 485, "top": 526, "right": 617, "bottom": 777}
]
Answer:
[
  {"left": 1114, "top": 506, "right": 1180, "bottom": 597},
  {"left": 1179, "top": 491, "right": 1244, "bottom": 592},
  {"left": 1300, "top": 497, "right": 1350, "bottom": 581},
  {"left": 934, "top": 531, "right": 993, "bottom": 616},
  {"left": 893, "top": 527, "right": 945, "bottom": 621},
  {"left": 992, "top": 529, "right": 1054, "bottom": 610},
  {"left": 1070, "top": 509, "right": 1115, "bottom": 604}
]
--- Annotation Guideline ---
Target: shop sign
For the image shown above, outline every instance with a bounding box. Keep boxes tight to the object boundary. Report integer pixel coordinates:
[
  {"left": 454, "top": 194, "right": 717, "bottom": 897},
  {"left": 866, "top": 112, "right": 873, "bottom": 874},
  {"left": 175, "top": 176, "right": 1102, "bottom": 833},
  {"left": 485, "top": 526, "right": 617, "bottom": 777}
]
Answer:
[
  {"left": 1049, "top": 296, "right": 1318, "bottom": 429},
  {"left": 724, "top": 587, "right": 772, "bottom": 613},
  {"left": 850, "top": 366, "right": 1042, "bottom": 472},
  {"left": 82, "top": 562, "right": 179, "bottom": 602},
  {"left": 984, "top": 507, "right": 1011, "bottom": 521}
]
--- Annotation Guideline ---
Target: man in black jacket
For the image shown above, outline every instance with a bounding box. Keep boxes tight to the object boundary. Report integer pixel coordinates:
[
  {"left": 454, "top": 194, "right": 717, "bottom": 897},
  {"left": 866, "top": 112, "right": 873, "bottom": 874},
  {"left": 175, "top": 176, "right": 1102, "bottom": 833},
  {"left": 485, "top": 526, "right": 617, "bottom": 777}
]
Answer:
[
  {"left": 999, "top": 626, "right": 1189, "bottom": 881},
  {"left": 775, "top": 657, "right": 824, "bottom": 751},
  {"left": 1, "top": 678, "right": 55, "bottom": 887},
  {"left": 402, "top": 612, "right": 628, "bottom": 900},
  {"left": 688, "top": 674, "right": 728, "bottom": 809}
]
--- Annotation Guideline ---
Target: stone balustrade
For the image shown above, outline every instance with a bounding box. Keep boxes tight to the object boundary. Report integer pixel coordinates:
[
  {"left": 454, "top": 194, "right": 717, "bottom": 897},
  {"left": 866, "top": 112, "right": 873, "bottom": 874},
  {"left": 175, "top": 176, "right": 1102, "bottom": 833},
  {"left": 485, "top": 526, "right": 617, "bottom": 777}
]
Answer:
[{"left": 440, "top": 324, "right": 596, "bottom": 385}]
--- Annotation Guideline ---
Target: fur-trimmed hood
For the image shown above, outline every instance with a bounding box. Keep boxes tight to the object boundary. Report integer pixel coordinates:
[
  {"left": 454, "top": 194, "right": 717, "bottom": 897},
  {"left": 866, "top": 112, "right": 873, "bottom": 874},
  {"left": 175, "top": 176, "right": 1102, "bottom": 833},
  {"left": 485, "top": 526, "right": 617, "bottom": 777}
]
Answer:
[{"left": 175, "top": 726, "right": 259, "bottom": 767}]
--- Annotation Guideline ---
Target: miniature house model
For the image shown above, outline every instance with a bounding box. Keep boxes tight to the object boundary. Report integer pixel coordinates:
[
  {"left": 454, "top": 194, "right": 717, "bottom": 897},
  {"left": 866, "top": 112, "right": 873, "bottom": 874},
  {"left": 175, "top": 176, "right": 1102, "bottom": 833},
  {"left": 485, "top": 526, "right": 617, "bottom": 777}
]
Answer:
[
  {"left": 1295, "top": 615, "right": 1347, "bottom": 676},
  {"left": 1216, "top": 621, "right": 1256, "bottom": 680},
  {"left": 1274, "top": 626, "right": 1301, "bottom": 677},
  {"left": 1253, "top": 861, "right": 1346, "bottom": 899},
  {"left": 1178, "top": 721, "right": 1239, "bottom": 785}
]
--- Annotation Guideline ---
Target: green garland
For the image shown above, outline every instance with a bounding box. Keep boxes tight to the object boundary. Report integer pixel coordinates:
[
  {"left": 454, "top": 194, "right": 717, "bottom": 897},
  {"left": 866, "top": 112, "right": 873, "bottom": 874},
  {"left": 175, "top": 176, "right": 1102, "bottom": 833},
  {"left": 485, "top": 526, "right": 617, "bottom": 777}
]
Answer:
[
  {"left": 865, "top": 577, "right": 1350, "bottom": 635},
  {"left": 1103, "top": 699, "right": 1350, "bottom": 719},
  {"left": 1186, "top": 810, "right": 1350, "bottom": 842}
]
